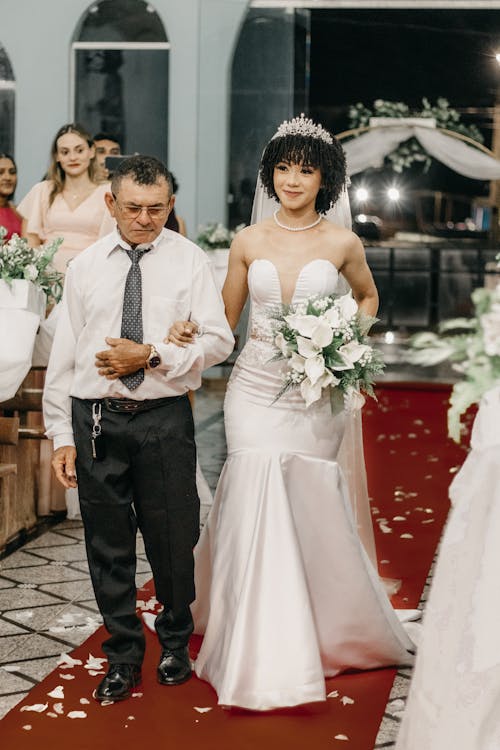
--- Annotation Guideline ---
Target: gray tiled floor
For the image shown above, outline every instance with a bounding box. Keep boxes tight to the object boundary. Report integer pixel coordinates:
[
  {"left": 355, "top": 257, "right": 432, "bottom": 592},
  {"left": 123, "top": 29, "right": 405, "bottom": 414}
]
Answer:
[{"left": 0, "top": 375, "right": 435, "bottom": 745}]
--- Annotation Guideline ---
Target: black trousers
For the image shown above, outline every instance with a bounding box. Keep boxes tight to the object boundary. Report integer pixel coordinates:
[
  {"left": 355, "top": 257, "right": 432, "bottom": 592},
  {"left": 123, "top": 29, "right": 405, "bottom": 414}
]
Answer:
[{"left": 72, "top": 395, "right": 200, "bottom": 666}]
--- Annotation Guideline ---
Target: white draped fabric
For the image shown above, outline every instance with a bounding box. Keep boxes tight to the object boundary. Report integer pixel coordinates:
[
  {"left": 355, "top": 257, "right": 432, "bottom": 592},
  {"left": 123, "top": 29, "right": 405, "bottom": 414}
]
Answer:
[
  {"left": 396, "top": 384, "right": 500, "bottom": 750},
  {"left": 0, "top": 281, "right": 46, "bottom": 403},
  {"left": 0, "top": 310, "right": 42, "bottom": 402},
  {"left": 343, "top": 121, "right": 500, "bottom": 180}
]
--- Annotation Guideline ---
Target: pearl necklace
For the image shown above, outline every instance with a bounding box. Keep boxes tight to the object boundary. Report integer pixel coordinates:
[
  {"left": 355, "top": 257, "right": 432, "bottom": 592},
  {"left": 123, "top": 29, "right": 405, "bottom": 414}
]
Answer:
[{"left": 273, "top": 209, "right": 322, "bottom": 232}]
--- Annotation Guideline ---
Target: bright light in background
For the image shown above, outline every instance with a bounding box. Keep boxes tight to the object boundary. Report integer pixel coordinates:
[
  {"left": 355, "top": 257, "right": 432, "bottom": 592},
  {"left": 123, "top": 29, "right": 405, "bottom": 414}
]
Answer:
[
  {"left": 387, "top": 186, "right": 401, "bottom": 202},
  {"left": 357, "top": 214, "right": 367, "bottom": 223},
  {"left": 384, "top": 331, "right": 395, "bottom": 344},
  {"left": 355, "top": 187, "right": 369, "bottom": 202},
  {"left": 496, "top": 52, "right": 500, "bottom": 64}
]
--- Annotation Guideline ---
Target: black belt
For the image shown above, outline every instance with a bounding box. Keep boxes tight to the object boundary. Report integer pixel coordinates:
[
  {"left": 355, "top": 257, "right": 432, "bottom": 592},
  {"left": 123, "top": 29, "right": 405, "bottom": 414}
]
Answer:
[{"left": 101, "top": 396, "right": 184, "bottom": 413}]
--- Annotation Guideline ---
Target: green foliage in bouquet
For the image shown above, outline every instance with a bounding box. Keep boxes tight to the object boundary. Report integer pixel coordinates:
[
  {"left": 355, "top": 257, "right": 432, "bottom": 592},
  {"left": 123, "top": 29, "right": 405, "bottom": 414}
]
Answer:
[
  {"left": 196, "top": 222, "right": 245, "bottom": 250},
  {"left": 0, "top": 226, "right": 64, "bottom": 303},
  {"left": 269, "top": 292, "right": 384, "bottom": 411}
]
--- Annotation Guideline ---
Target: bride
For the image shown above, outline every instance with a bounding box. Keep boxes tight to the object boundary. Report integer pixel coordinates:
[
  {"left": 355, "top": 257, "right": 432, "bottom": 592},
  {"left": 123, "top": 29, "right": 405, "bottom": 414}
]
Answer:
[{"left": 167, "top": 115, "right": 415, "bottom": 710}]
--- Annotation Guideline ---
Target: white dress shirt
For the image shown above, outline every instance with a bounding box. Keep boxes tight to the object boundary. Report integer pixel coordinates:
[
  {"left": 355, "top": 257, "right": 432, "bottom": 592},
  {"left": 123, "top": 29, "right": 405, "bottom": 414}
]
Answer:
[{"left": 43, "top": 228, "right": 235, "bottom": 450}]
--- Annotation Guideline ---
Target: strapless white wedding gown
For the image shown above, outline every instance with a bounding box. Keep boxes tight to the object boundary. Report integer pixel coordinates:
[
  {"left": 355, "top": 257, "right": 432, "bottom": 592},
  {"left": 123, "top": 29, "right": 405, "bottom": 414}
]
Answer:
[{"left": 192, "top": 258, "right": 414, "bottom": 710}]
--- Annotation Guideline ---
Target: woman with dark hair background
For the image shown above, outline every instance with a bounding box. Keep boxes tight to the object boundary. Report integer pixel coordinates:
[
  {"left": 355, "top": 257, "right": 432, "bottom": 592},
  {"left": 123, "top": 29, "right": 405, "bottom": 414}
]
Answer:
[
  {"left": 165, "top": 172, "right": 187, "bottom": 236},
  {"left": 0, "top": 153, "right": 22, "bottom": 239}
]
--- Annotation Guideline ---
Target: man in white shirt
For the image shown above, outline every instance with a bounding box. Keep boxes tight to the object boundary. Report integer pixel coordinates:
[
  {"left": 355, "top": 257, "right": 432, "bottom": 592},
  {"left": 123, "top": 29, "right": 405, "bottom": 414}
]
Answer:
[{"left": 43, "top": 155, "right": 234, "bottom": 702}]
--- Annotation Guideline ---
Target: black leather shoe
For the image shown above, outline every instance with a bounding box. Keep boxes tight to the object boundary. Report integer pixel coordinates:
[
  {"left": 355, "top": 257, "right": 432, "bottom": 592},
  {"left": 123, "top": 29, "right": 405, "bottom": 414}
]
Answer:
[
  {"left": 94, "top": 663, "right": 142, "bottom": 702},
  {"left": 157, "top": 646, "right": 192, "bottom": 686}
]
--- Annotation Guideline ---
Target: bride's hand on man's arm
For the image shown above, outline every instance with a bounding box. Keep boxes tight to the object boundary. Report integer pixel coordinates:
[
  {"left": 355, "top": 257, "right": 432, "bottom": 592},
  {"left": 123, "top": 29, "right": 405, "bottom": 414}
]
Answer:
[{"left": 164, "top": 320, "right": 199, "bottom": 347}]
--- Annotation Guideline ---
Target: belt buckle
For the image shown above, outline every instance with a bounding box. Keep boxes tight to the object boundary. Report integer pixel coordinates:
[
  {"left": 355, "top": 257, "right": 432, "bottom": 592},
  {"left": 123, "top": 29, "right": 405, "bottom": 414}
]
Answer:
[
  {"left": 103, "top": 398, "right": 136, "bottom": 413},
  {"left": 122, "top": 400, "right": 139, "bottom": 411}
]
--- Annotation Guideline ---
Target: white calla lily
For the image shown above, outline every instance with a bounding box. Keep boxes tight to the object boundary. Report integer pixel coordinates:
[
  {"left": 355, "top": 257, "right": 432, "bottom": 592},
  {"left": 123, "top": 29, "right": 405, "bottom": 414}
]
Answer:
[
  {"left": 330, "top": 353, "right": 355, "bottom": 371},
  {"left": 274, "top": 332, "right": 290, "bottom": 357},
  {"left": 290, "top": 352, "right": 306, "bottom": 373},
  {"left": 284, "top": 314, "right": 318, "bottom": 337},
  {"left": 311, "top": 318, "right": 334, "bottom": 348},
  {"left": 297, "top": 336, "right": 320, "bottom": 359},
  {"left": 338, "top": 341, "right": 371, "bottom": 366},
  {"left": 336, "top": 292, "right": 358, "bottom": 321},
  {"left": 319, "top": 370, "right": 340, "bottom": 389},
  {"left": 305, "top": 354, "right": 326, "bottom": 385},
  {"left": 300, "top": 377, "right": 323, "bottom": 407},
  {"left": 344, "top": 386, "right": 366, "bottom": 411}
]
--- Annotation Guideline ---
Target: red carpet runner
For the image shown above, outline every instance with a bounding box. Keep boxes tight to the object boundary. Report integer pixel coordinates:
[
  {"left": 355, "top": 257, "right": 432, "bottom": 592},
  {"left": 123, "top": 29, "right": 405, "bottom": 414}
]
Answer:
[{"left": 1, "top": 384, "right": 468, "bottom": 749}]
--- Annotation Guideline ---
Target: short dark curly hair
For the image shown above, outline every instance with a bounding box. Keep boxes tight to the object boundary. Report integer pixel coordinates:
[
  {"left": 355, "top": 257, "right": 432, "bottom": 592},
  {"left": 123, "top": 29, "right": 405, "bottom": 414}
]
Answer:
[
  {"left": 259, "top": 128, "right": 346, "bottom": 214},
  {"left": 111, "top": 154, "right": 173, "bottom": 196}
]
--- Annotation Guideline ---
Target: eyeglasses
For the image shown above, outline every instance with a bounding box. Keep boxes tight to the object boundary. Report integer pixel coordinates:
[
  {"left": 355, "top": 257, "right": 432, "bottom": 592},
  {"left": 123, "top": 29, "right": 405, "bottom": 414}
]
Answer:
[{"left": 112, "top": 194, "right": 169, "bottom": 220}]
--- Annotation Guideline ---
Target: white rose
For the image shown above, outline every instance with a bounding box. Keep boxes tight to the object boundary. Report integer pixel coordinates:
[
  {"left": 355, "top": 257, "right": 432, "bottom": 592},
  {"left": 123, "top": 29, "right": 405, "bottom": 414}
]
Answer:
[{"left": 24, "top": 264, "right": 39, "bottom": 281}]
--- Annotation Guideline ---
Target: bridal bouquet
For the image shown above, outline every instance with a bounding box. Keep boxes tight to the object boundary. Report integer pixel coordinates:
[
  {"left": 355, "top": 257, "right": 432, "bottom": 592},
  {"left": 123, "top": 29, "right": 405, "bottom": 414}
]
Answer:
[
  {"left": 408, "top": 281, "right": 500, "bottom": 442},
  {"left": 0, "top": 227, "right": 63, "bottom": 303},
  {"left": 270, "top": 292, "right": 384, "bottom": 411}
]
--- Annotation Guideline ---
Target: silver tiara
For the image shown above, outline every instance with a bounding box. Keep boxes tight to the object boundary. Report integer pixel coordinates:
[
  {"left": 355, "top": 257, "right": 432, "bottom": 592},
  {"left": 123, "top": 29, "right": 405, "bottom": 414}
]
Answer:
[{"left": 271, "top": 113, "right": 333, "bottom": 145}]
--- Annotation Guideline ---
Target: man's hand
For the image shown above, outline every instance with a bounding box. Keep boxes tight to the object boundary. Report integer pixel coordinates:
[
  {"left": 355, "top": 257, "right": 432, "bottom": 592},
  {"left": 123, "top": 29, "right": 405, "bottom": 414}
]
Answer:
[
  {"left": 52, "top": 446, "right": 78, "bottom": 489},
  {"left": 95, "top": 338, "right": 150, "bottom": 379}
]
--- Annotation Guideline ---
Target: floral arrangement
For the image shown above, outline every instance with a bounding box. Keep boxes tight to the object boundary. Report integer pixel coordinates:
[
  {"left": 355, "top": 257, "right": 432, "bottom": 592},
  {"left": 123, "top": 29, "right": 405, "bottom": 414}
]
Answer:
[
  {"left": 0, "top": 226, "right": 64, "bottom": 303},
  {"left": 196, "top": 222, "right": 245, "bottom": 250},
  {"left": 349, "top": 98, "right": 484, "bottom": 173},
  {"left": 408, "top": 279, "right": 500, "bottom": 442},
  {"left": 270, "top": 292, "right": 384, "bottom": 410}
]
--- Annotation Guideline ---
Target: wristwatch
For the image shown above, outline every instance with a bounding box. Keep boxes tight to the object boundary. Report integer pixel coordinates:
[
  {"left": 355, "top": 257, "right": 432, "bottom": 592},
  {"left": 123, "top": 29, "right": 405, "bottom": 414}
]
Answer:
[{"left": 145, "top": 344, "right": 161, "bottom": 369}]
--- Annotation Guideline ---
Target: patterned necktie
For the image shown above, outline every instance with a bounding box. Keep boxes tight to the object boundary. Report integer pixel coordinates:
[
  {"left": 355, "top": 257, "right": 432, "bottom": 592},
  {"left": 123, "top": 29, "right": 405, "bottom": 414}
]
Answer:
[{"left": 120, "top": 245, "right": 149, "bottom": 391}]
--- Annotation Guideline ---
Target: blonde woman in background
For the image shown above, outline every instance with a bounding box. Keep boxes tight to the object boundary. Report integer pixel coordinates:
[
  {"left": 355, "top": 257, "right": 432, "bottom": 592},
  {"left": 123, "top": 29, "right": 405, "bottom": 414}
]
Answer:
[
  {"left": 18, "top": 123, "right": 114, "bottom": 274},
  {"left": 18, "top": 124, "right": 115, "bottom": 517}
]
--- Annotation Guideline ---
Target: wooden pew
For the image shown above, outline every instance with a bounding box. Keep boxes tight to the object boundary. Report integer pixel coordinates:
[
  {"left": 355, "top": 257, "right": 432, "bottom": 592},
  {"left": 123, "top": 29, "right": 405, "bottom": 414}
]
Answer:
[
  {"left": 0, "top": 369, "right": 45, "bottom": 551},
  {"left": 0, "top": 416, "right": 20, "bottom": 551}
]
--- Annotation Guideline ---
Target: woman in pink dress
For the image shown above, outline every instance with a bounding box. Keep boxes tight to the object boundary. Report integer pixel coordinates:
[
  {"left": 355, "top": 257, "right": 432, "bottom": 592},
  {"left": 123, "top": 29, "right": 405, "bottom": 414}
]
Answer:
[
  {"left": 17, "top": 124, "right": 115, "bottom": 517},
  {"left": 18, "top": 123, "right": 114, "bottom": 274},
  {"left": 0, "top": 153, "right": 22, "bottom": 239}
]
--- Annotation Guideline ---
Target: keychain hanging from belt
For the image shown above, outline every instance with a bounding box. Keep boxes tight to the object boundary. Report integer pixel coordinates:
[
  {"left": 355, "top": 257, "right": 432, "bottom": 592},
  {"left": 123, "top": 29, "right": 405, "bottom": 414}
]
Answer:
[{"left": 91, "top": 402, "right": 105, "bottom": 460}]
